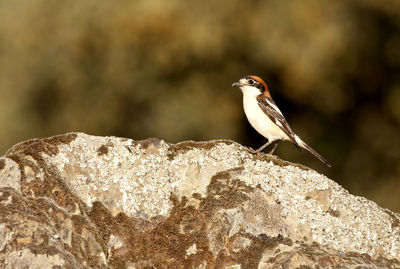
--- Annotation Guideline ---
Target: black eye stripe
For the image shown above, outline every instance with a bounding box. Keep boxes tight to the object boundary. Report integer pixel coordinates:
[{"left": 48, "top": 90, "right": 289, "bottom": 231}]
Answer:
[
  {"left": 244, "top": 76, "right": 264, "bottom": 91},
  {"left": 254, "top": 82, "right": 264, "bottom": 91}
]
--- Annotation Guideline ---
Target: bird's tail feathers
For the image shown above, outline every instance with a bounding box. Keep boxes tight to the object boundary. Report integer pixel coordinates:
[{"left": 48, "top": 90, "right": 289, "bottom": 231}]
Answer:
[{"left": 294, "top": 135, "right": 331, "bottom": 167}]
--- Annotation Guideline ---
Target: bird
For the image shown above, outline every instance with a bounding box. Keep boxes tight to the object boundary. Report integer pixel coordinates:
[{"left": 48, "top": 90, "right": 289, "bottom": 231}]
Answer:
[{"left": 232, "top": 75, "right": 331, "bottom": 167}]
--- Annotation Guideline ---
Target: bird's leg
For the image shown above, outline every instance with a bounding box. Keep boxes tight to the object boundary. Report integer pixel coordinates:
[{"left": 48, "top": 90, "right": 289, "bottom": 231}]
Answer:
[
  {"left": 247, "top": 147, "right": 259, "bottom": 154},
  {"left": 252, "top": 140, "right": 273, "bottom": 153},
  {"left": 268, "top": 140, "right": 279, "bottom": 154},
  {"left": 248, "top": 140, "right": 281, "bottom": 154}
]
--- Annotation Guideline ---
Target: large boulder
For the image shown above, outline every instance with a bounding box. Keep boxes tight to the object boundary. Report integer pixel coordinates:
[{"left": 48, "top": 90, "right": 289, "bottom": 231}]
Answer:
[{"left": 1, "top": 133, "right": 399, "bottom": 268}]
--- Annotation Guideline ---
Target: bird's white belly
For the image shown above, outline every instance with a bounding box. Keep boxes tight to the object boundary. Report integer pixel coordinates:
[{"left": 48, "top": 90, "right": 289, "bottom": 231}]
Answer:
[{"left": 243, "top": 95, "right": 288, "bottom": 141}]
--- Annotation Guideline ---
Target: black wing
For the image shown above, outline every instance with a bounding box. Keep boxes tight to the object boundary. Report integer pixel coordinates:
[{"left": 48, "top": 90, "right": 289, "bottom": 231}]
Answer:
[
  {"left": 256, "top": 95, "right": 299, "bottom": 145},
  {"left": 257, "top": 95, "right": 331, "bottom": 166}
]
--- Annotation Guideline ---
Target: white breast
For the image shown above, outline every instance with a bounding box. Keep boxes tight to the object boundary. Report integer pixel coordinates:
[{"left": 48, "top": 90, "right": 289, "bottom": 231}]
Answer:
[{"left": 242, "top": 92, "right": 289, "bottom": 142}]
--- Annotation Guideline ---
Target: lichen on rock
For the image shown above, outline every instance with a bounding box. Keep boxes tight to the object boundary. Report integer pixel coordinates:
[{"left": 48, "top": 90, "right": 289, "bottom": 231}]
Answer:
[{"left": 0, "top": 132, "right": 399, "bottom": 268}]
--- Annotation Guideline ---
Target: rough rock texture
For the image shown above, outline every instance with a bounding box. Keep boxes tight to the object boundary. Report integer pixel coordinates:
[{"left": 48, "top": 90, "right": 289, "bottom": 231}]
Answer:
[{"left": 1, "top": 132, "right": 400, "bottom": 268}]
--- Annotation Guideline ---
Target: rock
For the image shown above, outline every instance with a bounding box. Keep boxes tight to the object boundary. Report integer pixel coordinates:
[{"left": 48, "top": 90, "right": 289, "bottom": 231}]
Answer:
[{"left": 1, "top": 132, "right": 399, "bottom": 268}]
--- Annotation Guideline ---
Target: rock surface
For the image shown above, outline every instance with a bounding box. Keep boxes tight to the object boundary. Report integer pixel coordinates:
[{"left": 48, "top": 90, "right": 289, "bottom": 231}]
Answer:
[{"left": 1, "top": 132, "right": 399, "bottom": 268}]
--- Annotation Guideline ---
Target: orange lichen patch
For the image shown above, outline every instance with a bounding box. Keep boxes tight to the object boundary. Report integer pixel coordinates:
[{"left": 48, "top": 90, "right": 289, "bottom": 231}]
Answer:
[
  {"left": 16, "top": 237, "right": 32, "bottom": 244},
  {"left": 167, "top": 140, "right": 235, "bottom": 160},
  {"left": 43, "top": 133, "right": 78, "bottom": 147},
  {"left": 6, "top": 133, "right": 77, "bottom": 160},
  {"left": 250, "top": 152, "right": 311, "bottom": 170},
  {"left": 87, "top": 167, "right": 292, "bottom": 268},
  {"left": 0, "top": 159, "right": 5, "bottom": 170},
  {"left": 0, "top": 188, "right": 104, "bottom": 268},
  {"left": 3, "top": 134, "right": 400, "bottom": 267},
  {"left": 97, "top": 145, "right": 109, "bottom": 156},
  {"left": 3, "top": 133, "right": 89, "bottom": 232}
]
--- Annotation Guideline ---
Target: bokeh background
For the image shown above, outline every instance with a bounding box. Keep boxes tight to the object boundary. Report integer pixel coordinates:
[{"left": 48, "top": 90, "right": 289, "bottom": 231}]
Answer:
[{"left": 1, "top": 0, "right": 400, "bottom": 212}]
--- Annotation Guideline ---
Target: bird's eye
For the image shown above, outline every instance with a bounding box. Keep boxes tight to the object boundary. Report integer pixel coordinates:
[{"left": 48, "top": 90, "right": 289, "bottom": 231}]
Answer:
[{"left": 248, "top": 79, "right": 255, "bottom": 85}]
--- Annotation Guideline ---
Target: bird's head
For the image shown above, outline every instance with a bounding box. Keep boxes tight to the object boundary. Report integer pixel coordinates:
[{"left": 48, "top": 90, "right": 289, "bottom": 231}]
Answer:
[{"left": 232, "top": 75, "right": 271, "bottom": 98}]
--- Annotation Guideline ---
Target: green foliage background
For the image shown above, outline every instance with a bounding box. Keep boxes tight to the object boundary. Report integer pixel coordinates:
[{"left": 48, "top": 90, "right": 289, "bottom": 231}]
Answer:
[{"left": 1, "top": 0, "right": 400, "bottom": 211}]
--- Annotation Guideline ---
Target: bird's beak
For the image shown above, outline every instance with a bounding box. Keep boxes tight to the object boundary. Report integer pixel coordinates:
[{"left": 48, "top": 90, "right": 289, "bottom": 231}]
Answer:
[{"left": 232, "top": 82, "right": 242, "bottom": 88}]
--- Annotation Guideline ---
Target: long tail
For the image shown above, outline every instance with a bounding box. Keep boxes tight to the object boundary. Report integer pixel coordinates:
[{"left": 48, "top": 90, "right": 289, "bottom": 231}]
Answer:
[{"left": 294, "top": 135, "right": 332, "bottom": 167}]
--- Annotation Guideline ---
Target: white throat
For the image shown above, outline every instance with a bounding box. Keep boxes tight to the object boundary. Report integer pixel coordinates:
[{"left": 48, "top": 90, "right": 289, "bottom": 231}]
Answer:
[{"left": 240, "top": 85, "right": 261, "bottom": 98}]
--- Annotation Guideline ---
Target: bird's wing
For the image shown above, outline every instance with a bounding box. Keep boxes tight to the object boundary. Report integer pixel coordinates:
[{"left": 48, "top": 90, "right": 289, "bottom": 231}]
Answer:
[
  {"left": 257, "top": 95, "right": 332, "bottom": 167},
  {"left": 256, "top": 95, "right": 299, "bottom": 145}
]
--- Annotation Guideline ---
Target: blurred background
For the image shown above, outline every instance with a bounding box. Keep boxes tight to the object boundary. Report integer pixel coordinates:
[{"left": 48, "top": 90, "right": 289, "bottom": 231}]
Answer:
[{"left": 1, "top": 0, "right": 400, "bottom": 212}]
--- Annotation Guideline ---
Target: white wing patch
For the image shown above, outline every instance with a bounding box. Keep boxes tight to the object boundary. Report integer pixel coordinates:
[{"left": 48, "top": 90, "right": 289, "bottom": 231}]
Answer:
[
  {"left": 265, "top": 98, "right": 284, "bottom": 116},
  {"left": 256, "top": 95, "right": 298, "bottom": 144}
]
